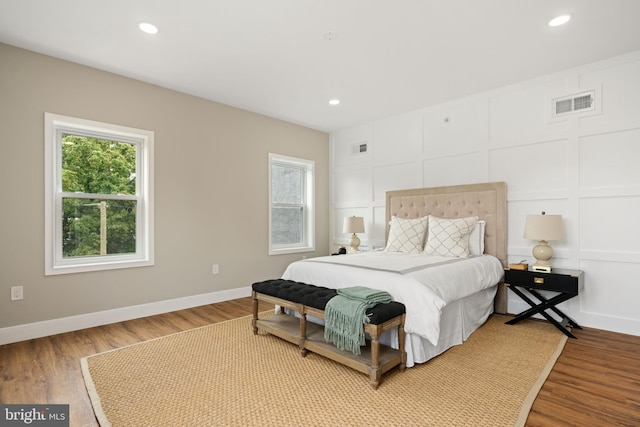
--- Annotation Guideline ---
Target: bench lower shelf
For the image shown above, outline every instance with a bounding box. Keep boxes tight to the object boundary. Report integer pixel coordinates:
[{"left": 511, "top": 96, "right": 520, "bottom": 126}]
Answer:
[{"left": 254, "top": 311, "right": 406, "bottom": 389}]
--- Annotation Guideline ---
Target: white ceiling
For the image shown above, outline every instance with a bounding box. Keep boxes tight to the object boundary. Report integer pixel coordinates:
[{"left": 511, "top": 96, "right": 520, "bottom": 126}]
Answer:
[{"left": 1, "top": 0, "right": 640, "bottom": 133}]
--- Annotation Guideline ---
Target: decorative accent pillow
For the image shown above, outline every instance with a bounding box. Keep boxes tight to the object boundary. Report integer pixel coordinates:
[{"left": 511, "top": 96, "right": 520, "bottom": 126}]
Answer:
[
  {"left": 385, "top": 216, "right": 428, "bottom": 254},
  {"left": 423, "top": 216, "right": 478, "bottom": 257}
]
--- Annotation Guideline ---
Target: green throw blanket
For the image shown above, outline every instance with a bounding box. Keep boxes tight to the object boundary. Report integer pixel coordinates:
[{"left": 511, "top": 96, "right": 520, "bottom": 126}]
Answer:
[{"left": 324, "top": 286, "right": 393, "bottom": 355}]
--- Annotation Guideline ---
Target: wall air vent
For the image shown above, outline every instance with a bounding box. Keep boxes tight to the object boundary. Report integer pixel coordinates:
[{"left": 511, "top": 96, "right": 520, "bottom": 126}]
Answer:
[
  {"left": 350, "top": 141, "right": 368, "bottom": 156},
  {"left": 552, "top": 90, "right": 595, "bottom": 117}
]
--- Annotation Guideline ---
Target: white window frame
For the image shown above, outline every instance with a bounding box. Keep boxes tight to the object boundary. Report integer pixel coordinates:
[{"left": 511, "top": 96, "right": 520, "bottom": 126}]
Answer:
[
  {"left": 268, "top": 153, "right": 315, "bottom": 255},
  {"left": 44, "top": 113, "right": 154, "bottom": 275}
]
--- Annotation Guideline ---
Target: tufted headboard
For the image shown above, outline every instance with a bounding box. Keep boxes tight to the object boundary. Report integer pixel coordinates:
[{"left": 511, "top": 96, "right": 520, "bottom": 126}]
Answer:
[{"left": 385, "top": 182, "right": 507, "bottom": 313}]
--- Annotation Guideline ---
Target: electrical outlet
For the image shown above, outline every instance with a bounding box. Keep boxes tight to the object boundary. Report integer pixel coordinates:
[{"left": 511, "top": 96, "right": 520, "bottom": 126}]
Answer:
[
  {"left": 212, "top": 264, "right": 219, "bottom": 275},
  {"left": 11, "top": 286, "right": 24, "bottom": 301}
]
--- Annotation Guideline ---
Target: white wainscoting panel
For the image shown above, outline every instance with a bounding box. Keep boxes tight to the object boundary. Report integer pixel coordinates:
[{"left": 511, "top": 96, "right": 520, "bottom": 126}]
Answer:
[
  {"left": 373, "top": 112, "right": 422, "bottom": 165},
  {"left": 422, "top": 99, "right": 488, "bottom": 158},
  {"left": 373, "top": 162, "right": 422, "bottom": 202},
  {"left": 488, "top": 140, "right": 569, "bottom": 194},
  {"left": 580, "top": 196, "right": 640, "bottom": 254},
  {"left": 333, "top": 168, "right": 372, "bottom": 204},
  {"left": 579, "top": 59, "right": 640, "bottom": 133},
  {"left": 423, "top": 152, "right": 485, "bottom": 188},
  {"left": 579, "top": 260, "right": 640, "bottom": 321},
  {"left": 579, "top": 128, "right": 640, "bottom": 191}
]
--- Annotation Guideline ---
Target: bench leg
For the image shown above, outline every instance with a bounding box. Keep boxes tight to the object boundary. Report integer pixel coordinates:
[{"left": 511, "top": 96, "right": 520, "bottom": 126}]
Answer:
[
  {"left": 398, "top": 315, "right": 406, "bottom": 371},
  {"left": 299, "top": 309, "right": 308, "bottom": 357},
  {"left": 368, "top": 325, "right": 382, "bottom": 389},
  {"left": 252, "top": 291, "right": 259, "bottom": 335}
]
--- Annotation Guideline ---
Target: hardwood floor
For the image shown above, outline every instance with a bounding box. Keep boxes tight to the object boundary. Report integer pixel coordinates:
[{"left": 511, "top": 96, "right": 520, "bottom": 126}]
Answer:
[
  {"left": 1, "top": 298, "right": 639, "bottom": 426},
  {"left": 526, "top": 326, "right": 640, "bottom": 426}
]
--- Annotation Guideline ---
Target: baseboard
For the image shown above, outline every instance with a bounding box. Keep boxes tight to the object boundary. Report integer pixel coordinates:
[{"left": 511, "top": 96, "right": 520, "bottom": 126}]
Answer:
[
  {"left": 0, "top": 287, "right": 251, "bottom": 346},
  {"left": 507, "top": 299, "right": 640, "bottom": 337}
]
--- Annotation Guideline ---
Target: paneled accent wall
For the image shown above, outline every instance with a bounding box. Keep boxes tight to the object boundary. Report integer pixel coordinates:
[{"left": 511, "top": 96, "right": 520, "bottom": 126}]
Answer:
[{"left": 330, "top": 50, "right": 640, "bottom": 336}]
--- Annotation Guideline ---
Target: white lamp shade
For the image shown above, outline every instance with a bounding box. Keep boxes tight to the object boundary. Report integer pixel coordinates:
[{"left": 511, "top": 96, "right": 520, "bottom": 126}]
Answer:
[
  {"left": 523, "top": 214, "right": 564, "bottom": 241},
  {"left": 343, "top": 216, "right": 365, "bottom": 234}
]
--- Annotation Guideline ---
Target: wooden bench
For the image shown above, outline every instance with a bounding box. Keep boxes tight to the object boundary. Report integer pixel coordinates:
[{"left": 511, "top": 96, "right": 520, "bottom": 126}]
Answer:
[{"left": 251, "top": 279, "right": 406, "bottom": 389}]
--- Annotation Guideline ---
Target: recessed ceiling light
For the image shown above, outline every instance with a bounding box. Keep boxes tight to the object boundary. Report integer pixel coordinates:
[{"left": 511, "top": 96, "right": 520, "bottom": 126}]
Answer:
[
  {"left": 329, "top": 99, "right": 340, "bottom": 106},
  {"left": 139, "top": 22, "right": 159, "bottom": 34},
  {"left": 548, "top": 14, "right": 572, "bottom": 27}
]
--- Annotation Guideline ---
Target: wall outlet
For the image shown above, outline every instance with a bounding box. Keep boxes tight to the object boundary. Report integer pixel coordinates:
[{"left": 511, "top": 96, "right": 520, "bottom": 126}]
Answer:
[
  {"left": 212, "top": 264, "right": 219, "bottom": 275},
  {"left": 11, "top": 286, "right": 24, "bottom": 301}
]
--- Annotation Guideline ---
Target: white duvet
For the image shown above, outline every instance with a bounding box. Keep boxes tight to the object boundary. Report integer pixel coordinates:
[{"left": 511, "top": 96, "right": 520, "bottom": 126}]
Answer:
[{"left": 282, "top": 252, "right": 504, "bottom": 346}]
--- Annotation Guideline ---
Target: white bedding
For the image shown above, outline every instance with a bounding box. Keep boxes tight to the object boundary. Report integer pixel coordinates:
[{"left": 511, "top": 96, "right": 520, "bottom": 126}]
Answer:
[{"left": 281, "top": 252, "right": 504, "bottom": 348}]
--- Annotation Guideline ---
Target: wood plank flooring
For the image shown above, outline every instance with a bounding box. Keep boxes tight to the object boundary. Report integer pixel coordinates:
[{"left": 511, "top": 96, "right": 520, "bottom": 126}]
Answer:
[
  {"left": 526, "top": 326, "right": 640, "bottom": 426},
  {"left": 1, "top": 297, "right": 639, "bottom": 426}
]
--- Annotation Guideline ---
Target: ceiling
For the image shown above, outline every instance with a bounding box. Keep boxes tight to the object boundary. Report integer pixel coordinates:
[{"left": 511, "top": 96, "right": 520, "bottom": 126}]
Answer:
[{"left": 1, "top": 1, "right": 640, "bottom": 133}]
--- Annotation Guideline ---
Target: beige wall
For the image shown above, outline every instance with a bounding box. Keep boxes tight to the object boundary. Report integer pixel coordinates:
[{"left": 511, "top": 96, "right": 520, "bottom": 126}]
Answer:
[{"left": 0, "top": 43, "right": 329, "bottom": 329}]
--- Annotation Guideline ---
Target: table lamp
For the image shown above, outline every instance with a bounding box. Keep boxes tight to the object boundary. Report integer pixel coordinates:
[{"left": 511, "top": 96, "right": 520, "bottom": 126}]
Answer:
[
  {"left": 523, "top": 212, "right": 564, "bottom": 272},
  {"left": 343, "top": 216, "right": 365, "bottom": 254}
]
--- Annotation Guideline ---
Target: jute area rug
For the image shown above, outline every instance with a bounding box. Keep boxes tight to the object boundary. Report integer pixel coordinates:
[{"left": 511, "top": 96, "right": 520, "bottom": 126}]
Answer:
[{"left": 81, "top": 313, "right": 566, "bottom": 427}]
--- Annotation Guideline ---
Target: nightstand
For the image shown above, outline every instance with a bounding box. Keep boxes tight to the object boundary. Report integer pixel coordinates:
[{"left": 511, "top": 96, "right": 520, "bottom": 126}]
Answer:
[{"left": 504, "top": 268, "right": 584, "bottom": 338}]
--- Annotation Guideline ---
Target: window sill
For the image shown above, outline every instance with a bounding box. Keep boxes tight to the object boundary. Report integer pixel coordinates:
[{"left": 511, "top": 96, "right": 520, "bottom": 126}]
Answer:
[{"left": 269, "top": 246, "right": 315, "bottom": 256}]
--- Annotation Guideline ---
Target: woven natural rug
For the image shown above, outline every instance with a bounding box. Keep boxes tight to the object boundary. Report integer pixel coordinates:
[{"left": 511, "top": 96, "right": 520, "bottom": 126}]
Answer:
[{"left": 81, "top": 314, "right": 566, "bottom": 427}]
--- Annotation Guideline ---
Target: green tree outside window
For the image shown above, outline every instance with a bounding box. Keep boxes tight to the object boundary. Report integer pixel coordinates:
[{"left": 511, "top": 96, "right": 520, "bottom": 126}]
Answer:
[{"left": 61, "top": 135, "right": 137, "bottom": 257}]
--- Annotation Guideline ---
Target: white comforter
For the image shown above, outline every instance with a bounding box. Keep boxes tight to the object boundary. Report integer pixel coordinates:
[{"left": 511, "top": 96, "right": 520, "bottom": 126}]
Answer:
[{"left": 282, "top": 252, "right": 504, "bottom": 346}]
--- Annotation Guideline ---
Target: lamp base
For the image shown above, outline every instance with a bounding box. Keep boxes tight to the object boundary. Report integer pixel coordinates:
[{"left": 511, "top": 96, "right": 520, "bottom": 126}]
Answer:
[
  {"left": 532, "top": 240, "right": 554, "bottom": 272},
  {"left": 348, "top": 233, "right": 360, "bottom": 254}
]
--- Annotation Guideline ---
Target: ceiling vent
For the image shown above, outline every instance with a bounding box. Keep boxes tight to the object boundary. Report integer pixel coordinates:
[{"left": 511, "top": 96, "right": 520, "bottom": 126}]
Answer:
[
  {"left": 552, "top": 91, "right": 595, "bottom": 117},
  {"left": 350, "top": 141, "right": 368, "bottom": 156}
]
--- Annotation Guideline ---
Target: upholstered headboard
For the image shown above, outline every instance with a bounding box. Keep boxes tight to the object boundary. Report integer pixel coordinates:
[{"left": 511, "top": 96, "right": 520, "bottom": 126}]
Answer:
[{"left": 385, "top": 182, "right": 507, "bottom": 313}]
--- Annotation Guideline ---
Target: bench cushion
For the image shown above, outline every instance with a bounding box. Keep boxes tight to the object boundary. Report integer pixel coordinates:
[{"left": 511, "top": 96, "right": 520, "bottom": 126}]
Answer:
[
  {"left": 252, "top": 279, "right": 405, "bottom": 325},
  {"left": 366, "top": 301, "right": 406, "bottom": 325},
  {"left": 252, "top": 279, "right": 337, "bottom": 310}
]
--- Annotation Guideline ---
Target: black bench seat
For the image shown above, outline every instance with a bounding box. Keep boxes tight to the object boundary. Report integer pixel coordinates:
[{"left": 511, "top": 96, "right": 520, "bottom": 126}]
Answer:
[{"left": 251, "top": 278, "right": 406, "bottom": 324}]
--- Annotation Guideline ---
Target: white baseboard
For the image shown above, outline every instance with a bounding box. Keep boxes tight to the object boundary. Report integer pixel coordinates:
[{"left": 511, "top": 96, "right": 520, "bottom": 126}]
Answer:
[
  {"left": 0, "top": 287, "right": 251, "bottom": 346},
  {"left": 507, "top": 299, "right": 640, "bottom": 337}
]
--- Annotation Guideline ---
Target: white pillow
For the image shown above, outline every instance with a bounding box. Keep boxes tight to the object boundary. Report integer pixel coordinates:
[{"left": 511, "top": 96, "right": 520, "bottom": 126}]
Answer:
[
  {"left": 423, "top": 216, "right": 478, "bottom": 257},
  {"left": 469, "top": 220, "right": 486, "bottom": 256},
  {"left": 385, "top": 216, "right": 428, "bottom": 254}
]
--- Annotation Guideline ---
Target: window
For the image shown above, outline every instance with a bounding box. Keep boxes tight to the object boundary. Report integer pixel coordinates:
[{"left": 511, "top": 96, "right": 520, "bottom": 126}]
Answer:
[
  {"left": 269, "top": 153, "right": 315, "bottom": 255},
  {"left": 44, "top": 113, "right": 154, "bottom": 275}
]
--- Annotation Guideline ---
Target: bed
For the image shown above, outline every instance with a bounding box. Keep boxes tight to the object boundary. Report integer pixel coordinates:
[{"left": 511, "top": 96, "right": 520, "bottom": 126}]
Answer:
[{"left": 281, "top": 182, "right": 507, "bottom": 367}]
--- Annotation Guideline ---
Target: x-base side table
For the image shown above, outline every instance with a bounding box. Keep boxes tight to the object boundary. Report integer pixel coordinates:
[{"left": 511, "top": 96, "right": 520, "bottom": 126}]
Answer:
[{"left": 504, "top": 267, "right": 584, "bottom": 338}]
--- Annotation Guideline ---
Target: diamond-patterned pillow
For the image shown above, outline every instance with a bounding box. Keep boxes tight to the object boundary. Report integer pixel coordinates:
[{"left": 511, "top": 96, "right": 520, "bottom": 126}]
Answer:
[
  {"left": 385, "top": 216, "right": 428, "bottom": 254},
  {"left": 423, "top": 216, "right": 478, "bottom": 257}
]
